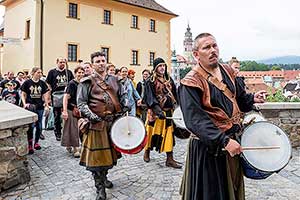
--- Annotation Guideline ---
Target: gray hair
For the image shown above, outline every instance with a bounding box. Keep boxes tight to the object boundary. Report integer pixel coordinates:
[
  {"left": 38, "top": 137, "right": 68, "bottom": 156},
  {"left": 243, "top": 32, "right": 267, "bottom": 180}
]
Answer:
[{"left": 193, "top": 33, "right": 214, "bottom": 51}]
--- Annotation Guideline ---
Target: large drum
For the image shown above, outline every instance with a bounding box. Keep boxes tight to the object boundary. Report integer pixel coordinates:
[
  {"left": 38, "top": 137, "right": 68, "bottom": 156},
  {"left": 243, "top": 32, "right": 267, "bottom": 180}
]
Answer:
[
  {"left": 110, "top": 116, "right": 147, "bottom": 154},
  {"left": 172, "top": 107, "right": 190, "bottom": 139},
  {"left": 240, "top": 121, "right": 292, "bottom": 179},
  {"left": 242, "top": 112, "right": 266, "bottom": 125}
]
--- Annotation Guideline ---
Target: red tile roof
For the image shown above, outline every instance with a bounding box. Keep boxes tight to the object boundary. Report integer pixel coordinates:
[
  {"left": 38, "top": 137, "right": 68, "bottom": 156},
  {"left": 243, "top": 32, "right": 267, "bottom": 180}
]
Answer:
[{"left": 245, "top": 82, "right": 276, "bottom": 94}]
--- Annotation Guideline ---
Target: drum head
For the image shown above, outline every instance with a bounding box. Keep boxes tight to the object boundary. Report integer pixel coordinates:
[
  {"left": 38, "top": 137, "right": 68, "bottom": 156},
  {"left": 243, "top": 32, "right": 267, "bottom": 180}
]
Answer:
[
  {"left": 241, "top": 121, "right": 291, "bottom": 172},
  {"left": 243, "top": 112, "right": 266, "bottom": 125},
  {"left": 110, "top": 116, "right": 146, "bottom": 151},
  {"left": 173, "top": 107, "right": 186, "bottom": 129}
]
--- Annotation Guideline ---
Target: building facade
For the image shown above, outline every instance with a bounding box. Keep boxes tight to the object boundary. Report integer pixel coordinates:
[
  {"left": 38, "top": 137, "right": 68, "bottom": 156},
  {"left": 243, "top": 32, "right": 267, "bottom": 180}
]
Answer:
[{"left": 0, "top": 0, "right": 177, "bottom": 80}]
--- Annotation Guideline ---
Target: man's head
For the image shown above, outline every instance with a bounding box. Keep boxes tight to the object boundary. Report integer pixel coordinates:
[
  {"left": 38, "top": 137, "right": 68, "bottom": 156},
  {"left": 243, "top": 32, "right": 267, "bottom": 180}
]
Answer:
[
  {"left": 17, "top": 71, "right": 25, "bottom": 80},
  {"left": 128, "top": 69, "right": 135, "bottom": 81},
  {"left": 90, "top": 51, "right": 107, "bottom": 73},
  {"left": 7, "top": 72, "right": 14, "bottom": 80},
  {"left": 142, "top": 69, "right": 151, "bottom": 81},
  {"left": 153, "top": 57, "right": 167, "bottom": 77},
  {"left": 229, "top": 57, "right": 240, "bottom": 74},
  {"left": 56, "top": 57, "right": 67, "bottom": 70},
  {"left": 193, "top": 33, "right": 219, "bottom": 69}
]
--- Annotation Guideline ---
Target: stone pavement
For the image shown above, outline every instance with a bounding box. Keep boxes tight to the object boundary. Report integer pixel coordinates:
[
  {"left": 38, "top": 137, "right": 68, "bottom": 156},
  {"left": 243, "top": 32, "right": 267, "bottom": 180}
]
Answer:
[{"left": 1, "top": 130, "right": 300, "bottom": 200}]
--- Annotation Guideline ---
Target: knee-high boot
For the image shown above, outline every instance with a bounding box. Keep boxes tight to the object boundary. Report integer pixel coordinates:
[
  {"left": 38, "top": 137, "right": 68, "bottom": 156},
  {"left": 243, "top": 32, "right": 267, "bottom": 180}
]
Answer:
[{"left": 93, "top": 171, "right": 106, "bottom": 200}]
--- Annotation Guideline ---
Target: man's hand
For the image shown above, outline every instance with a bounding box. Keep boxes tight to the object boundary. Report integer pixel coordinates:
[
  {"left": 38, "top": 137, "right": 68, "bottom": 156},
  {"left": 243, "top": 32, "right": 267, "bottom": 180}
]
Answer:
[
  {"left": 254, "top": 90, "right": 267, "bottom": 103},
  {"left": 224, "top": 139, "right": 243, "bottom": 157}
]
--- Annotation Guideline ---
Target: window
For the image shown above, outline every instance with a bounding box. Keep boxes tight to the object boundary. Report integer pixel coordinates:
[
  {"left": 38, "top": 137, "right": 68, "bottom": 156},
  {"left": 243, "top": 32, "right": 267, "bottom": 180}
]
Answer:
[
  {"left": 131, "top": 50, "right": 139, "bottom": 65},
  {"left": 150, "top": 19, "right": 156, "bottom": 32},
  {"left": 68, "top": 3, "right": 78, "bottom": 18},
  {"left": 149, "top": 52, "right": 155, "bottom": 66},
  {"left": 131, "top": 15, "right": 138, "bottom": 29},
  {"left": 68, "top": 44, "right": 78, "bottom": 62},
  {"left": 101, "top": 47, "right": 110, "bottom": 63},
  {"left": 103, "top": 10, "right": 111, "bottom": 24},
  {"left": 25, "top": 20, "right": 30, "bottom": 39}
]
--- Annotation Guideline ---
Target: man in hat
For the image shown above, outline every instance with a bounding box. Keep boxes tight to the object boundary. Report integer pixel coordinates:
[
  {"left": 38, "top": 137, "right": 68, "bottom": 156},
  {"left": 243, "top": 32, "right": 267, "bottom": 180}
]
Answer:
[
  {"left": 142, "top": 57, "right": 182, "bottom": 169},
  {"left": 179, "top": 33, "right": 266, "bottom": 200}
]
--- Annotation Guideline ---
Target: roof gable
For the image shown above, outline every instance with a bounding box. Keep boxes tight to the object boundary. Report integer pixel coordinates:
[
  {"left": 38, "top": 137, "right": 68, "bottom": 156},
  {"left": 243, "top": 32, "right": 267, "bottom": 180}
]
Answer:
[{"left": 113, "top": 0, "right": 177, "bottom": 16}]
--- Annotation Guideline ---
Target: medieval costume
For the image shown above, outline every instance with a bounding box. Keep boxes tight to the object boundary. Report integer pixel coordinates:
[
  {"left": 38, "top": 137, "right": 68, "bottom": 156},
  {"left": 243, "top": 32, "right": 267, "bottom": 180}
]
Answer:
[
  {"left": 77, "top": 72, "right": 123, "bottom": 200},
  {"left": 136, "top": 75, "right": 149, "bottom": 122},
  {"left": 143, "top": 57, "right": 181, "bottom": 169},
  {"left": 179, "top": 63, "right": 255, "bottom": 200}
]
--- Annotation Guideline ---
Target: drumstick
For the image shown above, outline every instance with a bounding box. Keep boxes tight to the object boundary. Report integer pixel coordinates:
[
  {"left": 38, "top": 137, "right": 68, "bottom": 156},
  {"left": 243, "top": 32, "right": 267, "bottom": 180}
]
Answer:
[
  {"left": 222, "top": 146, "right": 280, "bottom": 151},
  {"left": 166, "top": 117, "right": 182, "bottom": 120},
  {"left": 126, "top": 111, "right": 130, "bottom": 135},
  {"left": 242, "top": 146, "right": 280, "bottom": 150}
]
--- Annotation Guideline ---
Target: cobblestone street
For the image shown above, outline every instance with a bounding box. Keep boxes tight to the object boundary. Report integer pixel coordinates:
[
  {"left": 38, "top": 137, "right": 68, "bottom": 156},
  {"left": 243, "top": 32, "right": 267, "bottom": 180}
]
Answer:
[{"left": 1, "top": 130, "right": 300, "bottom": 200}]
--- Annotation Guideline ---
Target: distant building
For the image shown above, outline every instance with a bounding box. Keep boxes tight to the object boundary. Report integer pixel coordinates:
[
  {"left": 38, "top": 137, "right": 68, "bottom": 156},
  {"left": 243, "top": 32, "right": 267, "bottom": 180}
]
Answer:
[
  {"left": 0, "top": 0, "right": 177, "bottom": 80},
  {"left": 239, "top": 70, "right": 300, "bottom": 89}
]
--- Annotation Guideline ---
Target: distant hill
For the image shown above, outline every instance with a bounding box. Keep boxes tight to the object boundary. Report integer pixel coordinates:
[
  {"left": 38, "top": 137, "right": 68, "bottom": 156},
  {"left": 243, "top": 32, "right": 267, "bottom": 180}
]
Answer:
[{"left": 257, "top": 56, "right": 300, "bottom": 65}]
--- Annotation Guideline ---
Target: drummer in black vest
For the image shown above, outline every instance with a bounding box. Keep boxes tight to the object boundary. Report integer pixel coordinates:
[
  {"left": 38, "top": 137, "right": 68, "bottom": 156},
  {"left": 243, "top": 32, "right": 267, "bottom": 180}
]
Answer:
[
  {"left": 178, "top": 33, "right": 266, "bottom": 200},
  {"left": 46, "top": 57, "right": 74, "bottom": 141}
]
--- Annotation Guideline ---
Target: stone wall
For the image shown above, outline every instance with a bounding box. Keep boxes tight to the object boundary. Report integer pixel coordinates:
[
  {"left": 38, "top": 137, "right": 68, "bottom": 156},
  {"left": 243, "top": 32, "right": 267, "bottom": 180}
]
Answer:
[
  {"left": 0, "top": 101, "right": 37, "bottom": 192},
  {"left": 256, "top": 102, "right": 300, "bottom": 147},
  {"left": 0, "top": 125, "right": 31, "bottom": 192}
]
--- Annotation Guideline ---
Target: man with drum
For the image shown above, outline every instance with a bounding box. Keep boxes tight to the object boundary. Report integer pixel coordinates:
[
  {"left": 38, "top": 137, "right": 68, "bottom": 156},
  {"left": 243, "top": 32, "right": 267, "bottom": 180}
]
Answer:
[
  {"left": 143, "top": 57, "right": 182, "bottom": 169},
  {"left": 179, "top": 33, "right": 266, "bottom": 200},
  {"left": 77, "top": 51, "right": 124, "bottom": 200}
]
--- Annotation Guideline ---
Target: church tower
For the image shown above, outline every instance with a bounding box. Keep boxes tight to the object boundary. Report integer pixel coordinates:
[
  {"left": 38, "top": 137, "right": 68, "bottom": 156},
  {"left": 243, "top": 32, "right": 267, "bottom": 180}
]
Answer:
[{"left": 183, "top": 24, "right": 194, "bottom": 62}]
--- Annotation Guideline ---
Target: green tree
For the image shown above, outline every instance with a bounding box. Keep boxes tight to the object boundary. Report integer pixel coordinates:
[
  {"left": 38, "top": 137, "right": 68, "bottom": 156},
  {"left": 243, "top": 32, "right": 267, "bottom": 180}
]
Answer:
[
  {"left": 271, "top": 65, "right": 281, "bottom": 70},
  {"left": 240, "top": 61, "right": 269, "bottom": 71}
]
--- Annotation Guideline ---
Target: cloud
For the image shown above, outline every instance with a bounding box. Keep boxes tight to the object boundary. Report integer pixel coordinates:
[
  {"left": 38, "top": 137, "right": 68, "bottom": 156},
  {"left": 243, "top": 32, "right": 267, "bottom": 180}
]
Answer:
[{"left": 156, "top": 0, "right": 300, "bottom": 60}]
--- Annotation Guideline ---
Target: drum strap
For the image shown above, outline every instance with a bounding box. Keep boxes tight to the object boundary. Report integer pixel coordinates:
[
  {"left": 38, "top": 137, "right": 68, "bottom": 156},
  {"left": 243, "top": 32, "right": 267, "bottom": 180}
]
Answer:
[
  {"left": 95, "top": 77, "right": 122, "bottom": 113},
  {"left": 106, "top": 89, "right": 122, "bottom": 113},
  {"left": 192, "top": 64, "right": 236, "bottom": 103}
]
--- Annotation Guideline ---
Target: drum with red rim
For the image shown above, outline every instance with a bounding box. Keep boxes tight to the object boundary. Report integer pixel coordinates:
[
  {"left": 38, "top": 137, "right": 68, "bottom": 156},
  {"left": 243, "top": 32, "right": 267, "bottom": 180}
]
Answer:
[{"left": 110, "top": 116, "right": 147, "bottom": 154}]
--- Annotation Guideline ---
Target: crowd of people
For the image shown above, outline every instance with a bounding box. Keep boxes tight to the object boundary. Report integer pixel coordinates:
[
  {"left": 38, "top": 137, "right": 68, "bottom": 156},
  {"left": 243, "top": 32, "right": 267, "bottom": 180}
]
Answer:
[{"left": 0, "top": 32, "right": 268, "bottom": 200}]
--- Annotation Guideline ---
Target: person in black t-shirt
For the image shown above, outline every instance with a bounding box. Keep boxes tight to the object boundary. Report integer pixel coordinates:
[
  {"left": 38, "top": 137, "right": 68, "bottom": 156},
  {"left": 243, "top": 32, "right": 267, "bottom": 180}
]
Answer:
[
  {"left": 0, "top": 72, "right": 21, "bottom": 95},
  {"left": 1, "top": 81, "right": 20, "bottom": 105},
  {"left": 46, "top": 57, "right": 74, "bottom": 141},
  {"left": 21, "top": 67, "right": 50, "bottom": 154},
  {"left": 61, "top": 66, "right": 84, "bottom": 158}
]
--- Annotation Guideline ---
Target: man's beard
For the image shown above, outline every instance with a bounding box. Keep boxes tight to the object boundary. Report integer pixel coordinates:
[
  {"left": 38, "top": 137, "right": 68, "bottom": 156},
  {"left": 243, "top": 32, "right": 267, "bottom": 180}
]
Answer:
[{"left": 209, "top": 62, "right": 218, "bottom": 68}]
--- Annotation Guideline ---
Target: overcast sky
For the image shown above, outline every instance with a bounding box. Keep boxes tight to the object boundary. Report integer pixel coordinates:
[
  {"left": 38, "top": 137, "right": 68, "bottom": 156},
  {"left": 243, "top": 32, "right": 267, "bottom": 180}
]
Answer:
[
  {"left": 0, "top": 1, "right": 299, "bottom": 61},
  {"left": 156, "top": 0, "right": 300, "bottom": 61}
]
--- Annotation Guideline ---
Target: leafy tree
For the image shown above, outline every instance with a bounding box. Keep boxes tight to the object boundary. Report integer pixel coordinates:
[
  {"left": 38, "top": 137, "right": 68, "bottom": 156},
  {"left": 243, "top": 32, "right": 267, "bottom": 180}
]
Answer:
[
  {"left": 271, "top": 65, "right": 281, "bottom": 70},
  {"left": 240, "top": 61, "right": 269, "bottom": 71}
]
